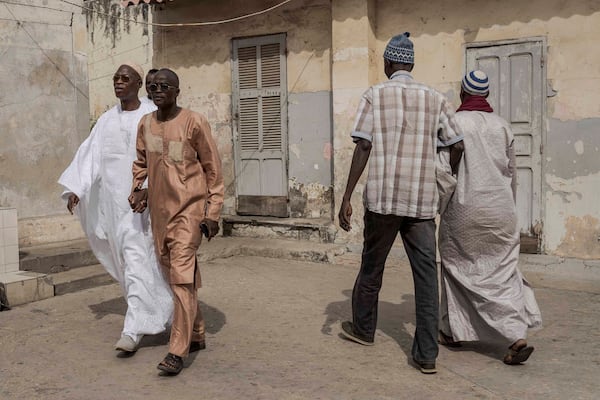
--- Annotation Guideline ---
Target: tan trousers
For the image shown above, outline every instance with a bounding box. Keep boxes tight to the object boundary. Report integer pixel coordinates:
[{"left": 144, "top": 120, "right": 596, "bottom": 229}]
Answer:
[{"left": 169, "top": 279, "right": 205, "bottom": 357}]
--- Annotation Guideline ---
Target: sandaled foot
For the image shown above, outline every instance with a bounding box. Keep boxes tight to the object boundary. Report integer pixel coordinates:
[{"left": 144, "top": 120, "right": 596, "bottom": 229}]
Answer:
[
  {"left": 189, "top": 340, "right": 206, "bottom": 353},
  {"left": 504, "top": 341, "right": 534, "bottom": 365},
  {"left": 157, "top": 353, "right": 183, "bottom": 375},
  {"left": 438, "top": 330, "right": 461, "bottom": 348}
]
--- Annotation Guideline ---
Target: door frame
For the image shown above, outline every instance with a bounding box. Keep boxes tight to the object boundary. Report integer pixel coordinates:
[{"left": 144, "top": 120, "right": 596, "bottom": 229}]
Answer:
[{"left": 464, "top": 36, "right": 548, "bottom": 252}]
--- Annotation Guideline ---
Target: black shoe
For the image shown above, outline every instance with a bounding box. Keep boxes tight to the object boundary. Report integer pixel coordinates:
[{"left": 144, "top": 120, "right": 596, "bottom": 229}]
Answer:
[
  {"left": 189, "top": 340, "right": 206, "bottom": 353},
  {"left": 340, "top": 321, "right": 374, "bottom": 346},
  {"left": 413, "top": 358, "right": 437, "bottom": 374}
]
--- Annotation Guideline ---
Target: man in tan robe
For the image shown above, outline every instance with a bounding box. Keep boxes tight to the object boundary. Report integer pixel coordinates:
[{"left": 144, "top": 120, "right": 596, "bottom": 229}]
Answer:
[{"left": 129, "top": 68, "right": 224, "bottom": 375}]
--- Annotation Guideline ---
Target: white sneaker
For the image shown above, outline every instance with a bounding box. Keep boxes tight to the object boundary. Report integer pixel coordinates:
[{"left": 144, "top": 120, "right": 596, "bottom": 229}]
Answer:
[{"left": 114, "top": 335, "right": 139, "bottom": 352}]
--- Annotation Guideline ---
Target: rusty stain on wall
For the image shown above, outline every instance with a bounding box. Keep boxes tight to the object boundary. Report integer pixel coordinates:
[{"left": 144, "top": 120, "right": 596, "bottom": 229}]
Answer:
[
  {"left": 289, "top": 179, "right": 332, "bottom": 218},
  {"left": 555, "top": 215, "right": 600, "bottom": 259}
]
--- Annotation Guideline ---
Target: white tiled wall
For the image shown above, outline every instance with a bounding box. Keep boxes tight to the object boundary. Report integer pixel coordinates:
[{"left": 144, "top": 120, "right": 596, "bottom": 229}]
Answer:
[{"left": 0, "top": 208, "right": 19, "bottom": 274}]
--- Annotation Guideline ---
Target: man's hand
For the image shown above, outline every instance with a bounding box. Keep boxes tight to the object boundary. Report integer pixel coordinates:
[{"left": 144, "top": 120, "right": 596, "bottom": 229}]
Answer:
[
  {"left": 338, "top": 198, "right": 353, "bottom": 232},
  {"left": 200, "top": 219, "right": 219, "bottom": 241},
  {"left": 67, "top": 194, "right": 79, "bottom": 214},
  {"left": 128, "top": 189, "right": 148, "bottom": 213}
]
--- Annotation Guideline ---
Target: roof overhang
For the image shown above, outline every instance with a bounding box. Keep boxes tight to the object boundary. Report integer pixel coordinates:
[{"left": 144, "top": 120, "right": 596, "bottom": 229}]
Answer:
[{"left": 121, "top": 0, "right": 171, "bottom": 6}]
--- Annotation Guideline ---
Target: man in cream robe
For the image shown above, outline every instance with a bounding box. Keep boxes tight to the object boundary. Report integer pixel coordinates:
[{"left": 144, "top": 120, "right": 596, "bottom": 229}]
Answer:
[
  {"left": 438, "top": 70, "right": 542, "bottom": 365},
  {"left": 59, "top": 63, "right": 173, "bottom": 353}
]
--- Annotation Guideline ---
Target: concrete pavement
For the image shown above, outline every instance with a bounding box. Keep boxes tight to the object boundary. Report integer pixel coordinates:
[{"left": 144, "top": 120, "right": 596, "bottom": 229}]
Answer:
[{"left": 1, "top": 244, "right": 599, "bottom": 400}]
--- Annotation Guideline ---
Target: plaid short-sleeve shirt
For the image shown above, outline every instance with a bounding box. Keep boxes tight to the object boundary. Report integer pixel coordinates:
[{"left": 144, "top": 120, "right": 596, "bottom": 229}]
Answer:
[{"left": 351, "top": 70, "right": 462, "bottom": 218}]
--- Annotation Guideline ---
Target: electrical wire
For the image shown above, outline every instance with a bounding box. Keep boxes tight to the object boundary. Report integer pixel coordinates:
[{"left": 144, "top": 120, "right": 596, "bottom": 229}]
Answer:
[
  {"left": 60, "top": 0, "right": 296, "bottom": 27},
  {"left": 0, "top": 0, "right": 73, "bottom": 13},
  {"left": 1, "top": 2, "right": 88, "bottom": 99}
]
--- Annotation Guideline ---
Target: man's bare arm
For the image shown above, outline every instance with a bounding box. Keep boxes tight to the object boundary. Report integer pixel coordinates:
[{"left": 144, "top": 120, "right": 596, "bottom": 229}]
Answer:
[{"left": 338, "top": 139, "right": 372, "bottom": 231}]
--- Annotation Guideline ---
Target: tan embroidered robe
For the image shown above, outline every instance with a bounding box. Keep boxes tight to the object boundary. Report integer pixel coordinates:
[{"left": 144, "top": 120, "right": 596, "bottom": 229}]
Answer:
[{"left": 132, "top": 108, "right": 224, "bottom": 284}]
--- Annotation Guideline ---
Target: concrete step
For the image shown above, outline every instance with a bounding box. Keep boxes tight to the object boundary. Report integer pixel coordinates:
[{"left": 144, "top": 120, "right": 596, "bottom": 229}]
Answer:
[
  {"left": 19, "top": 239, "right": 98, "bottom": 274},
  {"left": 50, "top": 264, "right": 114, "bottom": 296},
  {"left": 222, "top": 215, "right": 337, "bottom": 243}
]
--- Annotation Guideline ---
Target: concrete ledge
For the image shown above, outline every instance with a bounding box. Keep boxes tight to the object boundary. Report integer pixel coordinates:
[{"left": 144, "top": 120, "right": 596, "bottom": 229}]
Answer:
[
  {"left": 20, "top": 239, "right": 98, "bottom": 274},
  {"left": 519, "top": 255, "right": 600, "bottom": 293},
  {"left": 50, "top": 264, "right": 114, "bottom": 296},
  {"left": 0, "top": 271, "right": 54, "bottom": 307},
  {"left": 199, "top": 236, "right": 347, "bottom": 264}
]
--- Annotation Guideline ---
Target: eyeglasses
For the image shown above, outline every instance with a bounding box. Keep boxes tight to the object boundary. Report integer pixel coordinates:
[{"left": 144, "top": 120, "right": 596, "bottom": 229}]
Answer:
[
  {"left": 113, "top": 74, "right": 132, "bottom": 83},
  {"left": 148, "top": 83, "right": 178, "bottom": 92}
]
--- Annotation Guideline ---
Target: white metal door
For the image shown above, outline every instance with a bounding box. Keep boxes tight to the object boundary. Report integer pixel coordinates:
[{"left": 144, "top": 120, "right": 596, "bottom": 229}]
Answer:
[
  {"left": 466, "top": 40, "right": 544, "bottom": 246},
  {"left": 232, "top": 34, "right": 288, "bottom": 217}
]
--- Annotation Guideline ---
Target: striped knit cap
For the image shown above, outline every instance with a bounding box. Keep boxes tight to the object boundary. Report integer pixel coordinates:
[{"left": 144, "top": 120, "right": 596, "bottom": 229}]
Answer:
[
  {"left": 462, "top": 70, "right": 489, "bottom": 95},
  {"left": 383, "top": 32, "right": 414, "bottom": 64}
]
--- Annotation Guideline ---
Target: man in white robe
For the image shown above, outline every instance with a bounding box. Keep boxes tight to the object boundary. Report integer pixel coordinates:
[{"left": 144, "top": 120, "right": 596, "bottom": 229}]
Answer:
[
  {"left": 438, "top": 70, "right": 542, "bottom": 365},
  {"left": 58, "top": 62, "right": 173, "bottom": 354}
]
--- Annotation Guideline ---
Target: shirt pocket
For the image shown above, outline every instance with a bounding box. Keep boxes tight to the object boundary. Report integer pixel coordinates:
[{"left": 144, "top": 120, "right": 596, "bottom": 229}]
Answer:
[{"left": 168, "top": 140, "right": 184, "bottom": 163}]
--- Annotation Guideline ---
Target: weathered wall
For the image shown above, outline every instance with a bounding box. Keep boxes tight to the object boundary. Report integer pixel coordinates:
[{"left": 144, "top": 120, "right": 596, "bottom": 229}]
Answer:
[
  {"left": 0, "top": 0, "right": 89, "bottom": 246},
  {"left": 344, "top": 0, "right": 600, "bottom": 258},
  {"left": 153, "top": 0, "right": 333, "bottom": 218},
  {"left": 85, "top": 0, "right": 153, "bottom": 120},
  {"left": 331, "top": 0, "right": 378, "bottom": 245}
]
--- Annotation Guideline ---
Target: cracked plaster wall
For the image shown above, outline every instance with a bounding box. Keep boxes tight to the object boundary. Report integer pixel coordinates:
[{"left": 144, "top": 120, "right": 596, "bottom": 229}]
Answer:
[
  {"left": 333, "top": 0, "right": 600, "bottom": 257},
  {"left": 85, "top": 0, "right": 153, "bottom": 120},
  {"left": 0, "top": 0, "right": 89, "bottom": 246},
  {"left": 153, "top": 0, "right": 333, "bottom": 218}
]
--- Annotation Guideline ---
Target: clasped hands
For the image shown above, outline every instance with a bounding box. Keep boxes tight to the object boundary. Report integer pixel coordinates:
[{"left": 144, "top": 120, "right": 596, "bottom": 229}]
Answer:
[
  {"left": 127, "top": 189, "right": 219, "bottom": 240},
  {"left": 128, "top": 188, "right": 148, "bottom": 213}
]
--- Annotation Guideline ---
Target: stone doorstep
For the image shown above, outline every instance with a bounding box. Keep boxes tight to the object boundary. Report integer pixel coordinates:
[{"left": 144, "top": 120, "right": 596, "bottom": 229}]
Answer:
[{"left": 222, "top": 215, "right": 336, "bottom": 243}]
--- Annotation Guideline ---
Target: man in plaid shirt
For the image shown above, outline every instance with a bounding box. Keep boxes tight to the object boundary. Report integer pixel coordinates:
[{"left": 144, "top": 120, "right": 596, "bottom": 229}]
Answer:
[{"left": 338, "top": 32, "right": 464, "bottom": 374}]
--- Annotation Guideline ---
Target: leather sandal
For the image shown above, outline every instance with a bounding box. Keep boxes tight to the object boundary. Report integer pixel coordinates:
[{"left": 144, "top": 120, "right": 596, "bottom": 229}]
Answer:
[
  {"left": 157, "top": 353, "right": 183, "bottom": 375},
  {"left": 503, "top": 344, "right": 534, "bottom": 365}
]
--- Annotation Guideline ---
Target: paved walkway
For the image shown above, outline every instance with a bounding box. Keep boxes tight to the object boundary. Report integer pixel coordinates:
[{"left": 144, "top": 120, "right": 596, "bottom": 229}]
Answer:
[{"left": 1, "top": 250, "right": 598, "bottom": 399}]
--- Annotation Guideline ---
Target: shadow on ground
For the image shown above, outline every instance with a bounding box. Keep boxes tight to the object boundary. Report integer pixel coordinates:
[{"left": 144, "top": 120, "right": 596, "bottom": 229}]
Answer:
[
  {"left": 89, "top": 297, "right": 227, "bottom": 334},
  {"left": 322, "top": 289, "right": 418, "bottom": 357}
]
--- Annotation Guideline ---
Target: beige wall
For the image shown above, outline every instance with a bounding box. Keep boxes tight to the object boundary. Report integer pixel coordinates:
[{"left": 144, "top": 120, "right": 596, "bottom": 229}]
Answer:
[
  {"left": 86, "top": 0, "right": 154, "bottom": 120},
  {"left": 153, "top": 0, "right": 333, "bottom": 217},
  {"left": 23, "top": 0, "right": 599, "bottom": 258},
  {"left": 367, "top": 0, "right": 600, "bottom": 258},
  {"left": 0, "top": 0, "right": 90, "bottom": 246}
]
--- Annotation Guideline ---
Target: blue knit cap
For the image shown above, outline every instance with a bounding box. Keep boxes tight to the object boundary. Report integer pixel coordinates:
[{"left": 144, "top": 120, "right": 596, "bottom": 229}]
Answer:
[
  {"left": 383, "top": 32, "right": 414, "bottom": 64},
  {"left": 462, "top": 70, "right": 489, "bottom": 95}
]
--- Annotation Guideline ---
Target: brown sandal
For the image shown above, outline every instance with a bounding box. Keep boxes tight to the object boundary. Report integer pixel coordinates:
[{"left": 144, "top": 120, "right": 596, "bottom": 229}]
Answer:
[
  {"left": 157, "top": 353, "right": 183, "bottom": 375},
  {"left": 503, "top": 343, "right": 534, "bottom": 365}
]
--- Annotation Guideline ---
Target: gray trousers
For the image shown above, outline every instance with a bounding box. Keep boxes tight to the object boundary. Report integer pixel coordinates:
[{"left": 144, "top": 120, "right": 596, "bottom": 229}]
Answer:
[{"left": 352, "top": 210, "right": 439, "bottom": 363}]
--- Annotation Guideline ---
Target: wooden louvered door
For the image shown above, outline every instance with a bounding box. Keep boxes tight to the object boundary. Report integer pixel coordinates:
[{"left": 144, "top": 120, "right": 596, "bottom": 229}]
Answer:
[{"left": 232, "top": 34, "right": 288, "bottom": 217}]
